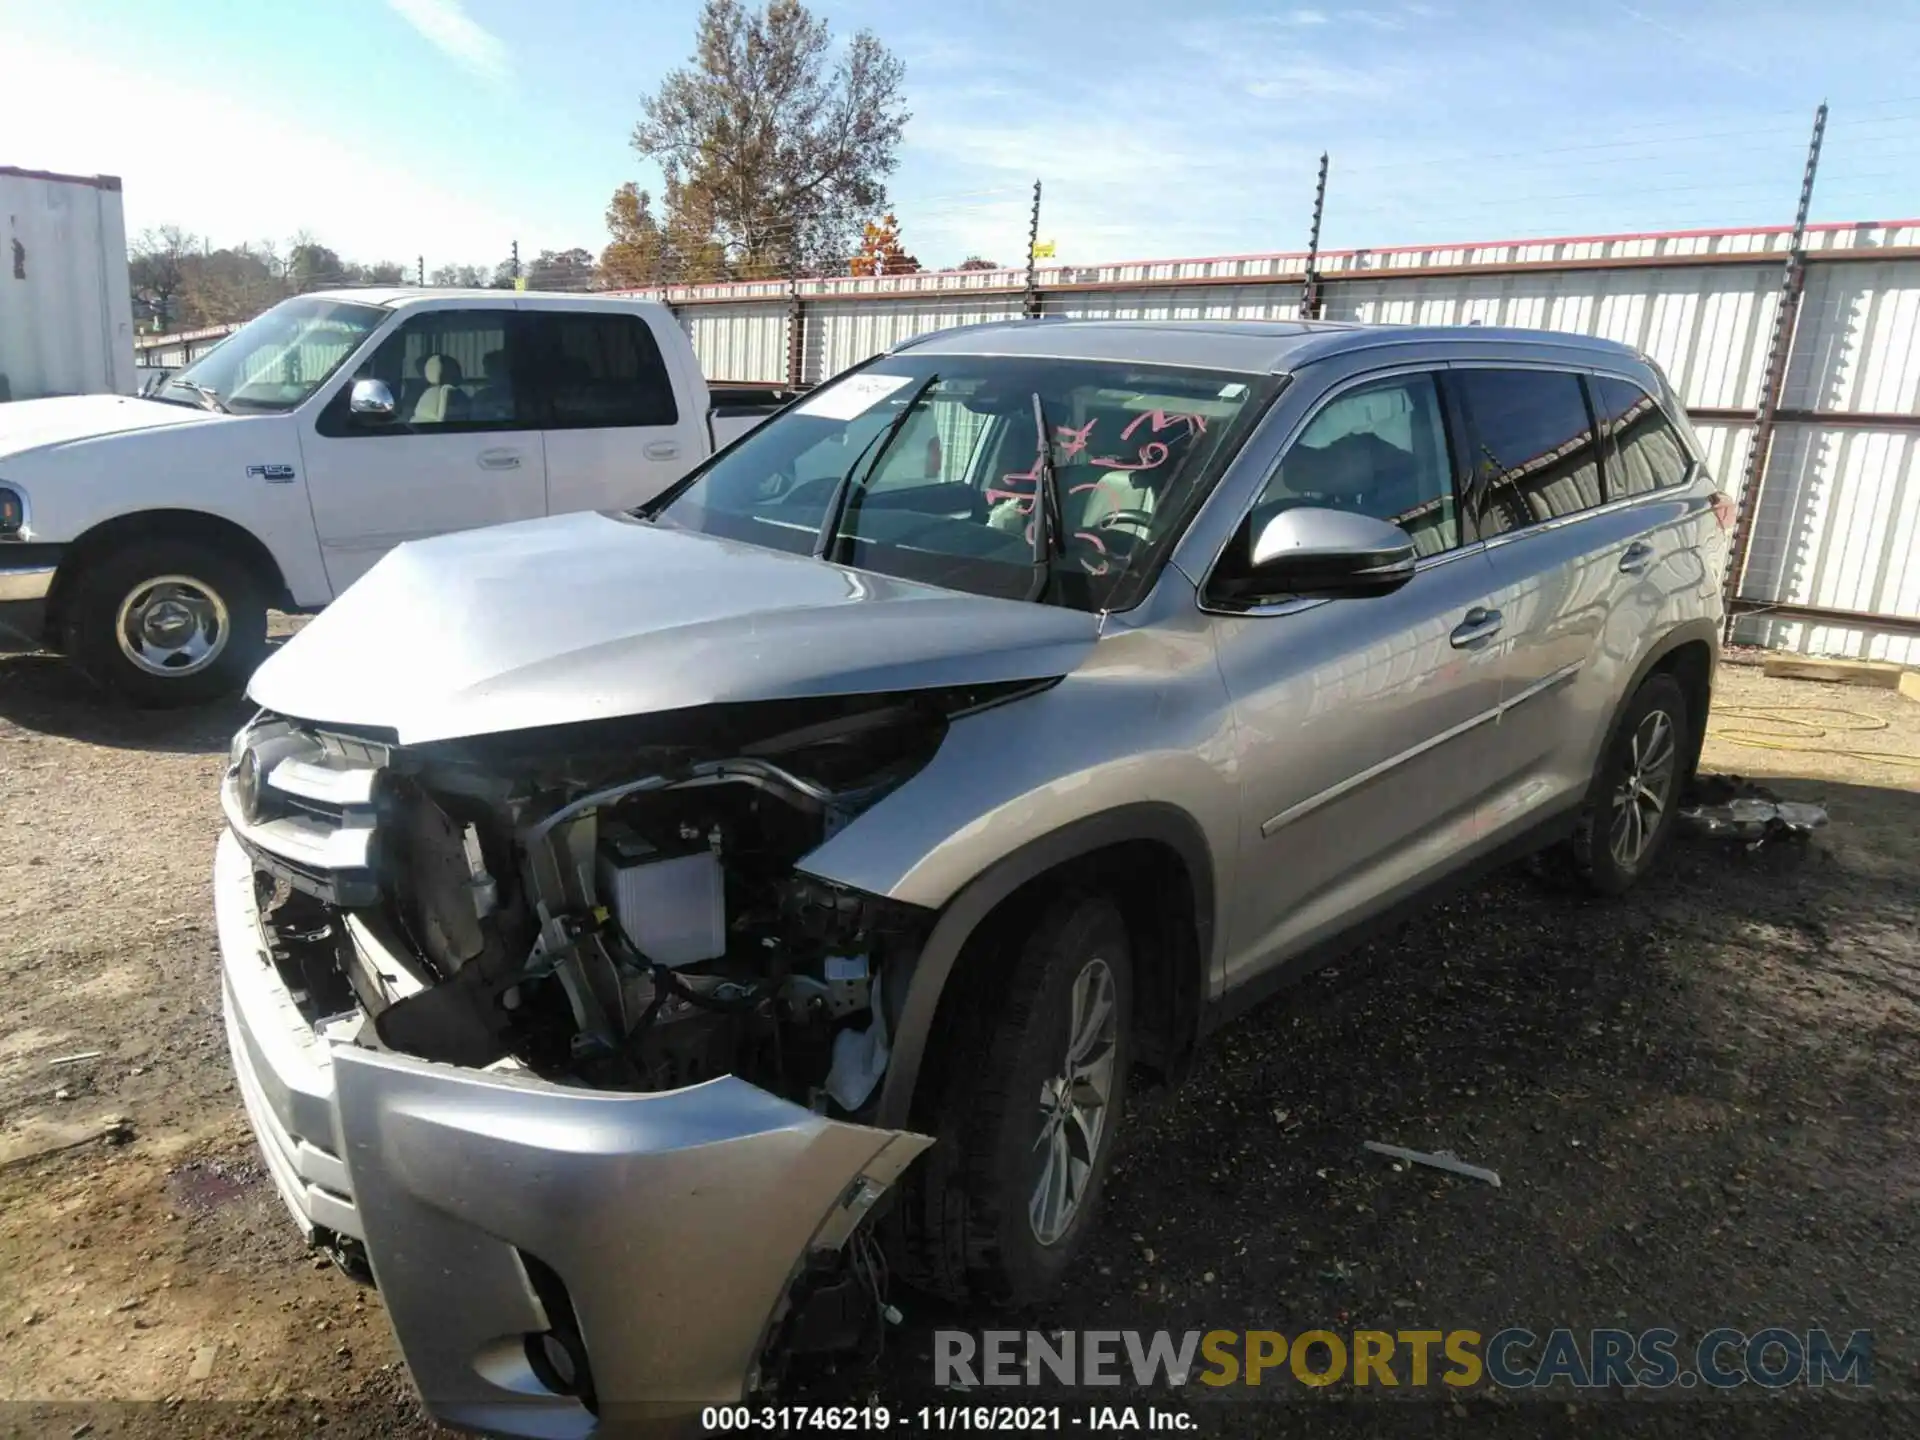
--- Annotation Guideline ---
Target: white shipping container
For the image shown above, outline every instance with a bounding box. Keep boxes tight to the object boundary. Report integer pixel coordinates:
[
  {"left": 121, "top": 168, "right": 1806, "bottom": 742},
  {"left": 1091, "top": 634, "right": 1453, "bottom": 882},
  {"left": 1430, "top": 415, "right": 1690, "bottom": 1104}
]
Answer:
[{"left": 0, "top": 165, "right": 137, "bottom": 402}]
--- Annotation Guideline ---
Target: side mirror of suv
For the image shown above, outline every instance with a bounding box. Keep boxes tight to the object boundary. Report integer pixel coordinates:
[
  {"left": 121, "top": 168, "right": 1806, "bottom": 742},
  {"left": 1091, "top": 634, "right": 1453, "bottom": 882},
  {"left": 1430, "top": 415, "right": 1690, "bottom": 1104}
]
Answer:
[
  {"left": 1216, "top": 506, "right": 1418, "bottom": 607},
  {"left": 349, "top": 378, "right": 397, "bottom": 421}
]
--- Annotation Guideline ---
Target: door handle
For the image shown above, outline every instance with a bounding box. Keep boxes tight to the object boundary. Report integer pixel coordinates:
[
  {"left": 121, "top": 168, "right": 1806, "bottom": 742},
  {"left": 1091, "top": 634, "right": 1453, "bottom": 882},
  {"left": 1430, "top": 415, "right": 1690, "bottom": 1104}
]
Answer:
[
  {"left": 477, "top": 448, "right": 522, "bottom": 471},
  {"left": 1449, "top": 606, "right": 1504, "bottom": 648},
  {"left": 1618, "top": 540, "right": 1655, "bottom": 574},
  {"left": 643, "top": 441, "right": 681, "bottom": 461}
]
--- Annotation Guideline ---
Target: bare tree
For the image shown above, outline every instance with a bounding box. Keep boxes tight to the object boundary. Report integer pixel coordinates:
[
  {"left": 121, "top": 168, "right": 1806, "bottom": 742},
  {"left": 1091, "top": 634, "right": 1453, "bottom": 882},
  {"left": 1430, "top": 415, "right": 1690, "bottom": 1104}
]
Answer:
[
  {"left": 629, "top": 0, "right": 908, "bottom": 277},
  {"left": 128, "top": 226, "right": 197, "bottom": 331}
]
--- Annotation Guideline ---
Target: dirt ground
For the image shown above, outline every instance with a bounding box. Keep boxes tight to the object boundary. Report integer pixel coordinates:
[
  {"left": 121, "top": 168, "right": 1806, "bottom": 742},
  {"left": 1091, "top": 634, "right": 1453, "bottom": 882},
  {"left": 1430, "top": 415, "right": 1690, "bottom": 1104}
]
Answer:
[{"left": 1, "top": 641, "right": 1916, "bottom": 1437}]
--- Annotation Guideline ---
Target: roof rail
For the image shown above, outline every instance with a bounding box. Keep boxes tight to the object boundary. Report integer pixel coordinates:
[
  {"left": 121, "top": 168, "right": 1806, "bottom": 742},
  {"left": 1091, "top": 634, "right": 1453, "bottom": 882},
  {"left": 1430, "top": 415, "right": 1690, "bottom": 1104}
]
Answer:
[{"left": 889, "top": 316, "right": 1070, "bottom": 353}]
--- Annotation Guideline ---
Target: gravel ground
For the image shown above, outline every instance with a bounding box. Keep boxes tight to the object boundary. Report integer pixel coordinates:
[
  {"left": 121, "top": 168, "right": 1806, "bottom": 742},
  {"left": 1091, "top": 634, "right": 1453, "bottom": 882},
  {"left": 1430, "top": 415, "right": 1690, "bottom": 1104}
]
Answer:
[{"left": 1, "top": 643, "right": 1916, "bottom": 1437}]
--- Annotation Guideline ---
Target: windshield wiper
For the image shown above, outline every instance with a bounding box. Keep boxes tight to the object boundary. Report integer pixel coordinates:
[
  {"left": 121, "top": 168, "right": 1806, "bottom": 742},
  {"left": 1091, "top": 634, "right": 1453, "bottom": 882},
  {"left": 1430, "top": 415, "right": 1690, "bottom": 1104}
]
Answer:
[
  {"left": 1024, "top": 391, "right": 1066, "bottom": 600},
  {"left": 813, "top": 373, "right": 939, "bottom": 562},
  {"left": 166, "top": 378, "right": 229, "bottom": 414}
]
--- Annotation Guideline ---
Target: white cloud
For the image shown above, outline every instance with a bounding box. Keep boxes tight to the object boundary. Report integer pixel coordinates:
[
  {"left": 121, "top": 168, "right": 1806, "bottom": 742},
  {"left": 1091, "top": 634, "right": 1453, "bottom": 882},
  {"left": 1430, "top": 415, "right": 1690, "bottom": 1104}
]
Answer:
[
  {"left": 385, "top": 0, "right": 511, "bottom": 86},
  {"left": 0, "top": 33, "right": 557, "bottom": 262}
]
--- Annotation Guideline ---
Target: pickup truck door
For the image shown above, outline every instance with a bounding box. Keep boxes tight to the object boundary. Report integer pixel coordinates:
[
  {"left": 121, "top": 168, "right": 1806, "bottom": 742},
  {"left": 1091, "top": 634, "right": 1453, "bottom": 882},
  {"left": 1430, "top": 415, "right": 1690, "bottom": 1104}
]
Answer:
[
  {"left": 525, "top": 307, "right": 709, "bottom": 515},
  {"left": 299, "top": 303, "right": 546, "bottom": 594}
]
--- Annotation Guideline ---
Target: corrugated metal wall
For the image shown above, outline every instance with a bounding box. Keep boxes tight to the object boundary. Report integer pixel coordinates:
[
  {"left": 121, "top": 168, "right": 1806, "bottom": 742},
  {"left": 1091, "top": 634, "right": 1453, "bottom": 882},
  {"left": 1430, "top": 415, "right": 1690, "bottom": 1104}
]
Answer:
[
  {"left": 806, "top": 295, "right": 1025, "bottom": 381},
  {"left": 678, "top": 302, "right": 790, "bottom": 385},
  {"left": 652, "top": 219, "right": 1920, "bottom": 660},
  {"left": 0, "top": 167, "right": 136, "bottom": 400}
]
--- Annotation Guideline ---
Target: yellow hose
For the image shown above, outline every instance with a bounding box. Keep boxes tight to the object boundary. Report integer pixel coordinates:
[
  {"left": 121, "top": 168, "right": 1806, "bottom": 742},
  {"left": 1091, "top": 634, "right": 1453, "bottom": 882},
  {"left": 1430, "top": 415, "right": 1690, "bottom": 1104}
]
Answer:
[{"left": 1707, "top": 704, "right": 1920, "bottom": 768}]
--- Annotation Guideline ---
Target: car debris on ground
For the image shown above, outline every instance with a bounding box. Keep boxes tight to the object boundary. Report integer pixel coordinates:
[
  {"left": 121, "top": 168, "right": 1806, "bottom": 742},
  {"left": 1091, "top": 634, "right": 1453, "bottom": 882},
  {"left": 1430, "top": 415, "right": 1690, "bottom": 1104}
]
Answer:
[
  {"left": 1678, "top": 773, "right": 1829, "bottom": 847},
  {"left": 1363, "top": 1140, "right": 1502, "bottom": 1187}
]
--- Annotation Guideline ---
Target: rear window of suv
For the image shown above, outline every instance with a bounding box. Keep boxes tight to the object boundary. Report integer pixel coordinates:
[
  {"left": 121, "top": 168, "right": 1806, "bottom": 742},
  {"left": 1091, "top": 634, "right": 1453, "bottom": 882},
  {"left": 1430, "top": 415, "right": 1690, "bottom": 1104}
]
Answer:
[{"left": 1591, "top": 375, "right": 1694, "bottom": 495}]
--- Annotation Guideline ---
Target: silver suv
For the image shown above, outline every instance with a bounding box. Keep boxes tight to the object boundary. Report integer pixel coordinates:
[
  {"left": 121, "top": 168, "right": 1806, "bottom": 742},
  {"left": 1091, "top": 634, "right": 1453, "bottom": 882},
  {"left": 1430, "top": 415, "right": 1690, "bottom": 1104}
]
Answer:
[{"left": 216, "top": 320, "right": 1729, "bottom": 1432}]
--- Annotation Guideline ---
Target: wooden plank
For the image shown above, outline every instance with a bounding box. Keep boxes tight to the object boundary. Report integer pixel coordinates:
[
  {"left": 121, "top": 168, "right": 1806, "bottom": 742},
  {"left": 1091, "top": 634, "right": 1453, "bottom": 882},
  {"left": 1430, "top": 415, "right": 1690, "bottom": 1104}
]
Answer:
[{"left": 1761, "top": 655, "right": 1908, "bottom": 689}]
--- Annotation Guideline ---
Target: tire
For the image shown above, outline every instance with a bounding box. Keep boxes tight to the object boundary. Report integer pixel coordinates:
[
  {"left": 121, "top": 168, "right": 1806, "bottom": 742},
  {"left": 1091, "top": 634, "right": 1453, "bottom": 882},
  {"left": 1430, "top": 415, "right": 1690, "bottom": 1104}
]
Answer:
[
  {"left": 62, "top": 540, "right": 269, "bottom": 707},
  {"left": 893, "top": 891, "right": 1133, "bottom": 1306},
  {"left": 1558, "top": 672, "right": 1690, "bottom": 895}
]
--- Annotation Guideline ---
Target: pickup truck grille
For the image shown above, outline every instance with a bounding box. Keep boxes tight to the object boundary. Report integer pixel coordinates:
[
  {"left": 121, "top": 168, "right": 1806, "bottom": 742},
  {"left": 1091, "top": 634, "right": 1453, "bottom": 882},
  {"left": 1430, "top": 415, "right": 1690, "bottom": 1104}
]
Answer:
[{"left": 222, "top": 717, "right": 390, "bottom": 907}]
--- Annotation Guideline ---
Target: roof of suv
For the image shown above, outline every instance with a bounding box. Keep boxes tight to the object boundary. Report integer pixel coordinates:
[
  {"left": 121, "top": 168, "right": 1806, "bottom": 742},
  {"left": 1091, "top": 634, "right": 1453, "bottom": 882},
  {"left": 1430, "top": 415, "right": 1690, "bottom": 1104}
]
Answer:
[
  {"left": 894, "top": 317, "right": 1646, "bottom": 375},
  {"left": 298, "top": 287, "right": 668, "bottom": 311}
]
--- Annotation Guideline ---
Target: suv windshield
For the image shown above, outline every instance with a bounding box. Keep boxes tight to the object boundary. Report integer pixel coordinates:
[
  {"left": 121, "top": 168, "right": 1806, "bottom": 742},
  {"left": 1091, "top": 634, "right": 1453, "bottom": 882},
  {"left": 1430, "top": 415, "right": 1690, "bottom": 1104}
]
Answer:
[
  {"left": 162, "top": 297, "right": 387, "bottom": 413},
  {"left": 653, "top": 354, "right": 1272, "bottom": 611}
]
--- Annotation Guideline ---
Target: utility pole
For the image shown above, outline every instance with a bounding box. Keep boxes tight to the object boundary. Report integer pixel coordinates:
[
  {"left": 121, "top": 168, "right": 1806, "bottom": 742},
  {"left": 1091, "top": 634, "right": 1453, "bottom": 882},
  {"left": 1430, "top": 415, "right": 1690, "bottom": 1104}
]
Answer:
[
  {"left": 1023, "top": 180, "right": 1043, "bottom": 319},
  {"left": 511, "top": 239, "right": 520, "bottom": 280},
  {"left": 1723, "top": 101, "right": 1827, "bottom": 640},
  {"left": 1302, "top": 152, "right": 1329, "bottom": 320}
]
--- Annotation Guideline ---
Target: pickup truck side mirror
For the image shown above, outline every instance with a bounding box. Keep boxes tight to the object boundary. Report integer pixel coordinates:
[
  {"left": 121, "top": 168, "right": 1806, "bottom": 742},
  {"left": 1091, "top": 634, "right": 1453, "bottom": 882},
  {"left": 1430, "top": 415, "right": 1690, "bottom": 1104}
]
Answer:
[
  {"left": 349, "top": 378, "right": 397, "bottom": 421},
  {"left": 1214, "top": 506, "right": 1418, "bottom": 608}
]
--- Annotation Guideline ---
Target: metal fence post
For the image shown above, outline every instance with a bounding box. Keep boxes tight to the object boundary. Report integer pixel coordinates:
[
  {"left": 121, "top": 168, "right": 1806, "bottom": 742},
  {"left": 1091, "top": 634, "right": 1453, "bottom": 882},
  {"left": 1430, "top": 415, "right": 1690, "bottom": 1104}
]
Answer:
[
  {"left": 1024, "top": 180, "right": 1043, "bottom": 319},
  {"left": 1723, "top": 102, "right": 1827, "bottom": 640},
  {"left": 1302, "top": 152, "right": 1329, "bottom": 320},
  {"left": 786, "top": 267, "right": 806, "bottom": 389}
]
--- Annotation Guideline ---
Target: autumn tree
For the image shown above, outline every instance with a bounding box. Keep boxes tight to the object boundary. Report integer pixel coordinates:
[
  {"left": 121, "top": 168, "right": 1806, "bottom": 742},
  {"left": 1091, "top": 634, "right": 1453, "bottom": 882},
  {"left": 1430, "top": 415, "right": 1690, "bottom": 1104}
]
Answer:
[
  {"left": 849, "top": 213, "right": 920, "bottom": 276},
  {"left": 178, "top": 243, "right": 282, "bottom": 325},
  {"left": 600, "top": 184, "right": 666, "bottom": 287},
  {"left": 131, "top": 228, "right": 493, "bottom": 328},
  {"left": 957, "top": 256, "right": 1000, "bottom": 271},
  {"left": 287, "top": 238, "right": 347, "bottom": 292},
  {"left": 354, "top": 260, "right": 409, "bottom": 286},
  {"left": 429, "top": 263, "right": 490, "bottom": 287},
  {"left": 526, "top": 247, "right": 596, "bottom": 291},
  {"left": 624, "top": 0, "right": 908, "bottom": 278}
]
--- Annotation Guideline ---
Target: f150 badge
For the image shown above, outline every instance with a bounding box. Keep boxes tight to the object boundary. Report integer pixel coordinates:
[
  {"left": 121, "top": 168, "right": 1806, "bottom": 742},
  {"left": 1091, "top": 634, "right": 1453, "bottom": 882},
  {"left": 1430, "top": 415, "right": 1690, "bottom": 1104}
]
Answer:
[{"left": 247, "top": 463, "right": 296, "bottom": 483}]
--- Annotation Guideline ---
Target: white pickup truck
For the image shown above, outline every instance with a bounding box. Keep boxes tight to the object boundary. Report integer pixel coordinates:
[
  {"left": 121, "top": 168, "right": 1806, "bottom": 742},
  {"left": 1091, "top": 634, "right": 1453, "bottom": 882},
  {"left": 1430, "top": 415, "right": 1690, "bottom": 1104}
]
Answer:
[{"left": 0, "top": 289, "right": 788, "bottom": 702}]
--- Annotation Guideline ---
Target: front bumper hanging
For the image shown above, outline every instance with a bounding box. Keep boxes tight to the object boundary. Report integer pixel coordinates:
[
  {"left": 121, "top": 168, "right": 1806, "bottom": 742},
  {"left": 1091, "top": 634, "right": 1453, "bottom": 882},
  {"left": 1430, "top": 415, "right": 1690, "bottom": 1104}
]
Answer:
[{"left": 215, "top": 829, "right": 930, "bottom": 1436}]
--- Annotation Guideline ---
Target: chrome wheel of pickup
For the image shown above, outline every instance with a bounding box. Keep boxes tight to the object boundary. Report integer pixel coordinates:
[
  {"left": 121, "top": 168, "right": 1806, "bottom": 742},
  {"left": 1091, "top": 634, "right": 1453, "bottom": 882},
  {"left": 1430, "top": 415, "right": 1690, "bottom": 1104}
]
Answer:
[
  {"left": 1030, "top": 956, "right": 1118, "bottom": 1247},
  {"left": 115, "top": 574, "right": 231, "bottom": 677}
]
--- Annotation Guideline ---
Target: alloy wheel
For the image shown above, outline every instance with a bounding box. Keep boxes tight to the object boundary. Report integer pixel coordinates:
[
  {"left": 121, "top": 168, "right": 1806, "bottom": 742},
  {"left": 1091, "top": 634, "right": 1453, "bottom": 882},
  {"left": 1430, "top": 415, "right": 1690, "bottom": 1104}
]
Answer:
[
  {"left": 1029, "top": 957, "right": 1118, "bottom": 1246},
  {"left": 1609, "top": 707, "right": 1678, "bottom": 869}
]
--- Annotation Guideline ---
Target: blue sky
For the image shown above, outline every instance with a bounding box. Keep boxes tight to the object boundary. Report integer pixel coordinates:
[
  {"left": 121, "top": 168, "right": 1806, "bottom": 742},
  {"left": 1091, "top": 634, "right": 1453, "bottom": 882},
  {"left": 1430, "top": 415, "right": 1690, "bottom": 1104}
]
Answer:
[{"left": 2, "top": 0, "right": 1916, "bottom": 272}]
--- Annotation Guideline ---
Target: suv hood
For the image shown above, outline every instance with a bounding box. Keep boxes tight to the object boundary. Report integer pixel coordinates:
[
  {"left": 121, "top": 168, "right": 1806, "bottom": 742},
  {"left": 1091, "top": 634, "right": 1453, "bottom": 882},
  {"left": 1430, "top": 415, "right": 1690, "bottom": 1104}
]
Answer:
[
  {"left": 0, "top": 394, "right": 219, "bottom": 461},
  {"left": 248, "top": 511, "right": 1101, "bottom": 744}
]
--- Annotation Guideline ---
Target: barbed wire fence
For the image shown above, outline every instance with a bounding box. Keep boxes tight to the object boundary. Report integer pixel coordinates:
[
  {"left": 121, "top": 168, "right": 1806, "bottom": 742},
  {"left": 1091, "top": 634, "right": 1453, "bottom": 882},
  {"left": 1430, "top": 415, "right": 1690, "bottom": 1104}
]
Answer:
[{"left": 136, "top": 94, "right": 1920, "bottom": 323}]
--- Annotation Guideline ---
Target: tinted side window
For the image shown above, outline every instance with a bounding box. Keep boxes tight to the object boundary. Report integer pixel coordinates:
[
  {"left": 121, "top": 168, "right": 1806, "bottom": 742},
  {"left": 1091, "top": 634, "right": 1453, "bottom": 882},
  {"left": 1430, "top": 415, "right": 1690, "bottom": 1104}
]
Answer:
[
  {"left": 1457, "top": 369, "right": 1603, "bottom": 532},
  {"left": 318, "top": 309, "right": 523, "bottom": 436},
  {"left": 1245, "top": 372, "right": 1460, "bottom": 558},
  {"left": 1592, "top": 376, "right": 1693, "bottom": 496},
  {"left": 535, "top": 313, "right": 679, "bottom": 428}
]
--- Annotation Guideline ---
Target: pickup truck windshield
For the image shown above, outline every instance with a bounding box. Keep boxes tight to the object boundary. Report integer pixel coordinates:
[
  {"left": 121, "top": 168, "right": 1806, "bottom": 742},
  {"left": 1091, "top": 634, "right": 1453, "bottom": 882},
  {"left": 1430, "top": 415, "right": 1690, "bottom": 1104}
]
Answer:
[
  {"left": 163, "top": 298, "right": 386, "bottom": 414},
  {"left": 654, "top": 355, "right": 1272, "bottom": 611}
]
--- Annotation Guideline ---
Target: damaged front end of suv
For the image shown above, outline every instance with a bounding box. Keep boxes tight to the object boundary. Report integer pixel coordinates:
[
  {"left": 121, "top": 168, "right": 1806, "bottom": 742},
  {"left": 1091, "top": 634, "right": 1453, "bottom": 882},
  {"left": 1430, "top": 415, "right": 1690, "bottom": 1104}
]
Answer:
[{"left": 218, "top": 672, "right": 1046, "bottom": 1434}]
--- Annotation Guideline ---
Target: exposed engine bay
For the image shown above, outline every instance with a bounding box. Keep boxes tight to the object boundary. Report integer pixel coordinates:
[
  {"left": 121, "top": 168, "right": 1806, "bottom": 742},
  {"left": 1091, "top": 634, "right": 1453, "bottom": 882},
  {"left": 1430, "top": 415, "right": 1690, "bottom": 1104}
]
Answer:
[{"left": 228, "top": 685, "right": 1031, "bottom": 1117}]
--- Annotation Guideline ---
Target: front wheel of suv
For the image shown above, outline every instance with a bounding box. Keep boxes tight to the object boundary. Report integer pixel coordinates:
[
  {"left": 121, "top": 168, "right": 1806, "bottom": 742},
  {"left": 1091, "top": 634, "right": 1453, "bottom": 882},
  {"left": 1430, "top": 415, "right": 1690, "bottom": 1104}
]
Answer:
[
  {"left": 894, "top": 891, "right": 1134, "bottom": 1306},
  {"left": 1561, "top": 671, "right": 1691, "bottom": 895}
]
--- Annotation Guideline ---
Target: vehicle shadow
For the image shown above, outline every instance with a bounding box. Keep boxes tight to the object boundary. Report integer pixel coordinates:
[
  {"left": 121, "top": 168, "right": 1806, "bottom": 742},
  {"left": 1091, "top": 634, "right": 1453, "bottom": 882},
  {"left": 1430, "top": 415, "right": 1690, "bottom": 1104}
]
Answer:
[
  {"left": 0, "top": 641, "right": 294, "bottom": 755},
  {"left": 851, "top": 776, "right": 1920, "bottom": 1410}
]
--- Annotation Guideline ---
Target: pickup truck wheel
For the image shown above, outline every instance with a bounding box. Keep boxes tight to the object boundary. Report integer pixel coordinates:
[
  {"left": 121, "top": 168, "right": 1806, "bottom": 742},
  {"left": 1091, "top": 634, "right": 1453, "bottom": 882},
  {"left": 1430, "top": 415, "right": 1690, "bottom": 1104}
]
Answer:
[
  {"left": 894, "top": 892, "right": 1133, "bottom": 1306},
  {"left": 1558, "top": 672, "right": 1690, "bottom": 895},
  {"left": 63, "top": 541, "right": 268, "bottom": 707}
]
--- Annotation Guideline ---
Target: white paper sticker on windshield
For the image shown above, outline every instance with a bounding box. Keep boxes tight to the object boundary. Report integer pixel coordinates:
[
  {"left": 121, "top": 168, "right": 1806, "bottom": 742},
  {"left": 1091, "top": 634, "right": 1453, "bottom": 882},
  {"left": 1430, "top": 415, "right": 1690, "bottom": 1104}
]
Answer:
[{"left": 795, "top": 371, "right": 915, "bottom": 421}]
